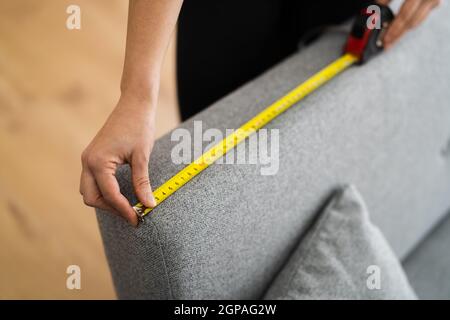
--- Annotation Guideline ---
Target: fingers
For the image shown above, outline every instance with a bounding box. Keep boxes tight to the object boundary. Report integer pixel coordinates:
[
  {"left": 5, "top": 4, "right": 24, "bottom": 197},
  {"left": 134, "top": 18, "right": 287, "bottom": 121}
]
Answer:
[
  {"left": 95, "top": 170, "right": 139, "bottom": 227},
  {"left": 80, "top": 169, "right": 119, "bottom": 215},
  {"left": 131, "top": 153, "right": 156, "bottom": 208},
  {"left": 384, "top": 0, "right": 440, "bottom": 48}
]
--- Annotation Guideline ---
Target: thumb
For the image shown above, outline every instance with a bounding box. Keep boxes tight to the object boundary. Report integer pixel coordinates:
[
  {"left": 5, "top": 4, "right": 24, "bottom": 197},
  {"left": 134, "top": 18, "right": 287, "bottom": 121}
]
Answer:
[{"left": 131, "top": 153, "right": 156, "bottom": 208}]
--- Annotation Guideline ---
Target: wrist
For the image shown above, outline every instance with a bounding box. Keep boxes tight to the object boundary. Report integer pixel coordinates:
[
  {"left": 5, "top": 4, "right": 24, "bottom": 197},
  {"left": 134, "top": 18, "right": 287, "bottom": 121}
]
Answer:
[{"left": 120, "top": 71, "right": 160, "bottom": 104}]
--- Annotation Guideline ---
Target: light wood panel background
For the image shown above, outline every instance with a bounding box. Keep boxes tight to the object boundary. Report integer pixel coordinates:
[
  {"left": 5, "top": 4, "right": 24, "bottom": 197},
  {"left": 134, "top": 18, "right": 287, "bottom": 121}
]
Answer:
[{"left": 0, "top": 0, "right": 179, "bottom": 299}]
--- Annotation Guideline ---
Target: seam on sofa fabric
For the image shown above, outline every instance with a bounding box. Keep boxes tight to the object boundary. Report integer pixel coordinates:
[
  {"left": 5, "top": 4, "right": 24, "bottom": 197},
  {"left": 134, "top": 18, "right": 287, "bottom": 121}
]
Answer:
[{"left": 150, "top": 218, "right": 174, "bottom": 299}]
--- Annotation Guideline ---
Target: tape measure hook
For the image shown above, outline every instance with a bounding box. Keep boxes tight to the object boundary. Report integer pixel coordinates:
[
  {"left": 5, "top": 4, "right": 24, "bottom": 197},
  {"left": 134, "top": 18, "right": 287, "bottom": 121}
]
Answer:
[{"left": 133, "top": 206, "right": 146, "bottom": 224}]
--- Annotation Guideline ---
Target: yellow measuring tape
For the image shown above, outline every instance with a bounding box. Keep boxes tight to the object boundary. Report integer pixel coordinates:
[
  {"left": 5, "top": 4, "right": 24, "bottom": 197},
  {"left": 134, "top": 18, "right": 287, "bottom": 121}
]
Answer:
[{"left": 133, "top": 53, "right": 358, "bottom": 220}]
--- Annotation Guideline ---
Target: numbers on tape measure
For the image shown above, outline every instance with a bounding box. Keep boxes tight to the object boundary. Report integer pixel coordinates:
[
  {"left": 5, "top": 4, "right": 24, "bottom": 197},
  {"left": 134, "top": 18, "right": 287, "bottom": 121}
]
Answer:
[{"left": 133, "top": 53, "right": 358, "bottom": 219}]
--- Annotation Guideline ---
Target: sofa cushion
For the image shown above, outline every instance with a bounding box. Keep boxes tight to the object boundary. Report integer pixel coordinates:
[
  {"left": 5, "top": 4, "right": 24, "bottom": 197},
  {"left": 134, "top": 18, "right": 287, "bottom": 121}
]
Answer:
[
  {"left": 264, "top": 186, "right": 416, "bottom": 300},
  {"left": 404, "top": 212, "right": 450, "bottom": 300}
]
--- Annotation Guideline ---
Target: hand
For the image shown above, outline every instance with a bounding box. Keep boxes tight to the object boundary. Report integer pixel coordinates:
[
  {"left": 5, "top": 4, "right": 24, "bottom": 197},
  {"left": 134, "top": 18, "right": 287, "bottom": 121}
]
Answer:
[
  {"left": 80, "top": 94, "right": 157, "bottom": 227},
  {"left": 379, "top": 0, "right": 441, "bottom": 49}
]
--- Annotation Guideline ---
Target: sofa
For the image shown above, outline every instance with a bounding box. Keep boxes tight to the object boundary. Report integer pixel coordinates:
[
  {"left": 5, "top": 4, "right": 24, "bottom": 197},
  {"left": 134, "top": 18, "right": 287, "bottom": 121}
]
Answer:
[{"left": 96, "top": 2, "right": 450, "bottom": 299}]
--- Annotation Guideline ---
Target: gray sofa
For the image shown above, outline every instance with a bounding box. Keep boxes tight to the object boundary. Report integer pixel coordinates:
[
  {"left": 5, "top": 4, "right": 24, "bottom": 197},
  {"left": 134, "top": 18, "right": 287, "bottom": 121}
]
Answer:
[{"left": 97, "top": 3, "right": 450, "bottom": 299}]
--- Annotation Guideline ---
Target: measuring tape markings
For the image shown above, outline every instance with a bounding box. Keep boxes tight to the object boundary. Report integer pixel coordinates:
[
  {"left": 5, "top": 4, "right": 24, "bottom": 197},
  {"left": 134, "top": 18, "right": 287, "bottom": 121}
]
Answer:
[{"left": 133, "top": 53, "right": 358, "bottom": 219}]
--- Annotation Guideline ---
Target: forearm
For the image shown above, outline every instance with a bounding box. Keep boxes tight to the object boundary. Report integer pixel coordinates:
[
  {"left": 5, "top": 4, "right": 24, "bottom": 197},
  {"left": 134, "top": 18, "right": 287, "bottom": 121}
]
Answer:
[{"left": 120, "top": 0, "right": 183, "bottom": 103}]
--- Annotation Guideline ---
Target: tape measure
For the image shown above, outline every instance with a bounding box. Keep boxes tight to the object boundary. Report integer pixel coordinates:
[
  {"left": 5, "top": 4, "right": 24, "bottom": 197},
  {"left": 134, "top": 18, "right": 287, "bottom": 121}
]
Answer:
[{"left": 133, "top": 3, "right": 394, "bottom": 222}]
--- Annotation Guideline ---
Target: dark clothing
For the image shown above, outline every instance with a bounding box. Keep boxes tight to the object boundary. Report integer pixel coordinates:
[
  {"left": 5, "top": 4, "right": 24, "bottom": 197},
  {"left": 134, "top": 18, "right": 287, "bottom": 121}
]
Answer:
[{"left": 177, "top": 0, "right": 370, "bottom": 120}]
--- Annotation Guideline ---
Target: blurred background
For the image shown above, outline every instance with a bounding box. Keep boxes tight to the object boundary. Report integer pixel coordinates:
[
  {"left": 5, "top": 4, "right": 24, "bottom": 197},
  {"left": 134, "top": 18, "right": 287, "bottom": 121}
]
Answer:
[{"left": 0, "top": 0, "right": 179, "bottom": 298}]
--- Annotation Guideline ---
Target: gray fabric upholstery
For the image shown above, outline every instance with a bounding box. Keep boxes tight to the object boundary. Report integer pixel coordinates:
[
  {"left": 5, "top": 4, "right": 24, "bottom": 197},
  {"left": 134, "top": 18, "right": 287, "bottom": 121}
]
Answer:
[
  {"left": 404, "top": 212, "right": 450, "bottom": 300},
  {"left": 97, "top": 3, "right": 450, "bottom": 299},
  {"left": 263, "top": 185, "right": 417, "bottom": 300}
]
